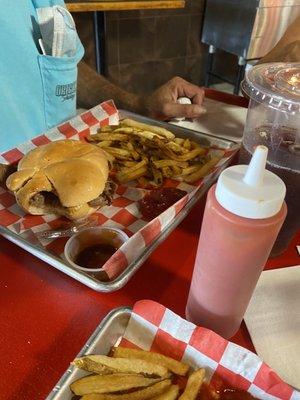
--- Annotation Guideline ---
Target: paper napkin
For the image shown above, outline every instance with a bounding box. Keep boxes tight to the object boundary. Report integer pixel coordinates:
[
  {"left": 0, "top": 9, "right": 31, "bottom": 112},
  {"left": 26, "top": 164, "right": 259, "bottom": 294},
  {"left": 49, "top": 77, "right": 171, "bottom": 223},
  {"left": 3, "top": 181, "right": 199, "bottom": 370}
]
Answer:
[
  {"left": 244, "top": 266, "right": 300, "bottom": 390},
  {"left": 170, "top": 98, "right": 247, "bottom": 142}
]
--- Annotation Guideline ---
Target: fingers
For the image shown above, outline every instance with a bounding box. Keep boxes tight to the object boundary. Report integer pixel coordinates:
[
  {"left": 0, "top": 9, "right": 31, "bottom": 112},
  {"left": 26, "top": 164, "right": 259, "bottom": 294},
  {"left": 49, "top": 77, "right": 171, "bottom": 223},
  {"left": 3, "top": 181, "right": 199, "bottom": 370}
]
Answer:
[
  {"left": 192, "top": 91, "right": 205, "bottom": 107},
  {"left": 161, "top": 102, "right": 206, "bottom": 119},
  {"left": 170, "top": 77, "right": 205, "bottom": 106},
  {"left": 146, "top": 76, "right": 206, "bottom": 119}
]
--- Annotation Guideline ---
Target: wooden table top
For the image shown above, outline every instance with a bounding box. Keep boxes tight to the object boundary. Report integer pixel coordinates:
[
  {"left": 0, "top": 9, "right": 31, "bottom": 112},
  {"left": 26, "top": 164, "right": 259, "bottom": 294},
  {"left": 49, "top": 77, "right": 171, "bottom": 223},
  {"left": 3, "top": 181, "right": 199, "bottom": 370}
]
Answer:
[{"left": 66, "top": 1, "right": 185, "bottom": 12}]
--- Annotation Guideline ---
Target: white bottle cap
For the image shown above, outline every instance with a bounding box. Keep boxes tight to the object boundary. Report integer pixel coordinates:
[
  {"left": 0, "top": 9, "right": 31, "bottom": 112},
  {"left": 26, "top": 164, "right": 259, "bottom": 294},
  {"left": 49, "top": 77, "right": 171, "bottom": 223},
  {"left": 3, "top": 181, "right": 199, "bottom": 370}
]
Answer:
[
  {"left": 177, "top": 97, "right": 192, "bottom": 105},
  {"left": 215, "top": 146, "right": 286, "bottom": 219},
  {"left": 172, "top": 97, "right": 192, "bottom": 122}
]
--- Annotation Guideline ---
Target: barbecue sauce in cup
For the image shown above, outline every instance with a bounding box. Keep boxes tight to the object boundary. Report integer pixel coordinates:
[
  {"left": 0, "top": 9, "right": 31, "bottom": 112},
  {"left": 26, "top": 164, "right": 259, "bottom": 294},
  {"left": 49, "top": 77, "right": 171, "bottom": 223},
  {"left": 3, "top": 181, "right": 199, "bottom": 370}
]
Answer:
[
  {"left": 75, "top": 243, "right": 117, "bottom": 269},
  {"left": 64, "top": 227, "right": 129, "bottom": 274}
]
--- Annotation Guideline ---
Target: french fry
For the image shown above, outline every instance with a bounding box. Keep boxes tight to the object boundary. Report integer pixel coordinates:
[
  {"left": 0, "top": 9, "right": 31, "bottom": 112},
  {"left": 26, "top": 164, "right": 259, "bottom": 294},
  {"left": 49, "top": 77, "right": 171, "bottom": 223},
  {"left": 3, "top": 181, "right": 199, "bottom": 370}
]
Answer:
[
  {"left": 98, "top": 125, "right": 119, "bottom": 133},
  {"left": 120, "top": 141, "right": 129, "bottom": 150},
  {"left": 97, "top": 140, "right": 113, "bottom": 148},
  {"left": 116, "top": 165, "right": 148, "bottom": 183},
  {"left": 113, "top": 347, "right": 189, "bottom": 376},
  {"left": 152, "top": 159, "right": 188, "bottom": 169},
  {"left": 104, "top": 147, "right": 132, "bottom": 160},
  {"left": 113, "top": 127, "right": 134, "bottom": 134},
  {"left": 86, "top": 133, "right": 101, "bottom": 142},
  {"left": 124, "top": 159, "right": 148, "bottom": 172},
  {"left": 80, "top": 379, "right": 172, "bottom": 400},
  {"left": 176, "top": 147, "right": 206, "bottom": 162},
  {"left": 184, "top": 156, "right": 222, "bottom": 183},
  {"left": 151, "top": 166, "right": 163, "bottom": 186},
  {"left": 101, "top": 149, "right": 115, "bottom": 164},
  {"left": 85, "top": 118, "right": 224, "bottom": 187},
  {"left": 178, "top": 368, "right": 205, "bottom": 400},
  {"left": 70, "top": 373, "right": 162, "bottom": 396},
  {"left": 178, "top": 164, "right": 204, "bottom": 176},
  {"left": 171, "top": 165, "right": 182, "bottom": 176},
  {"left": 121, "top": 118, "right": 175, "bottom": 140},
  {"left": 174, "top": 137, "right": 184, "bottom": 145},
  {"left": 123, "top": 161, "right": 138, "bottom": 167},
  {"left": 129, "top": 130, "right": 162, "bottom": 141},
  {"left": 126, "top": 141, "right": 134, "bottom": 150},
  {"left": 152, "top": 138, "right": 205, "bottom": 163},
  {"left": 183, "top": 138, "right": 191, "bottom": 150},
  {"left": 96, "top": 133, "right": 129, "bottom": 142},
  {"left": 166, "top": 141, "right": 188, "bottom": 154},
  {"left": 127, "top": 141, "right": 140, "bottom": 160},
  {"left": 152, "top": 138, "right": 177, "bottom": 160},
  {"left": 152, "top": 385, "right": 180, "bottom": 400},
  {"left": 73, "top": 355, "right": 169, "bottom": 378},
  {"left": 72, "top": 357, "right": 112, "bottom": 375},
  {"left": 86, "top": 128, "right": 123, "bottom": 142},
  {"left": 86, "top": 132, "right": 111, "bottom": 142},
  {"left": 161, "top": 166, "right": 173, "bottom": 179}
]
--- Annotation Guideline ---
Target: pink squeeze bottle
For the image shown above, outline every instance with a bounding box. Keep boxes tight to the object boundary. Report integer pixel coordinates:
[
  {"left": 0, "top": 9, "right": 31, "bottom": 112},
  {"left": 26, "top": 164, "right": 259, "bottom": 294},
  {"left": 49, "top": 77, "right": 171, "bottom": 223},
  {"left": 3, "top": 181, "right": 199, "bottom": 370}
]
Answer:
[{"left": 186, "top": 146, "right": 287, "bottom": 338}]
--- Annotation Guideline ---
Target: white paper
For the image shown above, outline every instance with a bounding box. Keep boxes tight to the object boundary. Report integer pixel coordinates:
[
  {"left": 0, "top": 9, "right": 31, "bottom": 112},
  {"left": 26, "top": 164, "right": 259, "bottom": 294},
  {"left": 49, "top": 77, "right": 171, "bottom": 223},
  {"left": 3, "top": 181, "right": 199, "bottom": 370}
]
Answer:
[
  {"left": 245, "top": 266, "right": 300, "bottom": 390},
  {"left": 170, "top": 98, "right": 247, "bottom": 142},
  {"left": 37, "top": 5, "right": 77, "bottom": 57}
]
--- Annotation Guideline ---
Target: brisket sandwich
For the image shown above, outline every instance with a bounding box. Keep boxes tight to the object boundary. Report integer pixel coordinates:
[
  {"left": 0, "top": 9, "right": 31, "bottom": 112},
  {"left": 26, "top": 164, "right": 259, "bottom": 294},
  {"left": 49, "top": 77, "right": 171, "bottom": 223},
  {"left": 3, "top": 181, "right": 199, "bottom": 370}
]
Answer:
[{"left": 6, "top": 140, "right": 115, "bottom": 220}]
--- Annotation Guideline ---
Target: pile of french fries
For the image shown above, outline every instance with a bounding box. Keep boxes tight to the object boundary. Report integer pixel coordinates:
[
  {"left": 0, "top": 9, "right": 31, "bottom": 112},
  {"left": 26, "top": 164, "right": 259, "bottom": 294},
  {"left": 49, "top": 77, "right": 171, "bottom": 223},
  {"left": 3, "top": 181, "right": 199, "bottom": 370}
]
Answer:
[
  {"left": 70, "top": 346, "right": 206, "bottom": 399},
  {"left": 87, "top": 119, "right": 224, "bottom": 187}
]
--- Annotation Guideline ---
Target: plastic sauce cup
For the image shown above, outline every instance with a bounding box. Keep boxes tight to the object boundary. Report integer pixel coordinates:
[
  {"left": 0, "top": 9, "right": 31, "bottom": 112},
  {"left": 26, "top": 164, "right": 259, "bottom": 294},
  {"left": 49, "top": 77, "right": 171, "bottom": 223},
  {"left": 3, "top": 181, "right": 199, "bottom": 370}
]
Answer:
[{"left": 64, "top": 227, "right": 129, "bottom": 273}]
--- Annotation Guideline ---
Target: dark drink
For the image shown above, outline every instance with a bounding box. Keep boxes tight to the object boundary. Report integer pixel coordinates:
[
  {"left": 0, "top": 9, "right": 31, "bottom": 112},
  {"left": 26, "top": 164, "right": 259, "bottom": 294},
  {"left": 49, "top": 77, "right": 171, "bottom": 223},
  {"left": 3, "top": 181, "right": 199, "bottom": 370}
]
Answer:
[
  {"left": 239, "top": 143, "right": 300, "bottom": 256},
  {"left": 239, "top": 62, "right": 300, "bottom": 255}
]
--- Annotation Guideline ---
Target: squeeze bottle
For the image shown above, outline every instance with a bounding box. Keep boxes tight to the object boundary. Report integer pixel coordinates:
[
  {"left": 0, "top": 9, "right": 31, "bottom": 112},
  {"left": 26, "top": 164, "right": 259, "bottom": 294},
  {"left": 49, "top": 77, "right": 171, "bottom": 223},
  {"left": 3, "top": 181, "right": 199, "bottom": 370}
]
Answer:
[{"left": 185, "top": 146, "right": 287, "bottom": 338}]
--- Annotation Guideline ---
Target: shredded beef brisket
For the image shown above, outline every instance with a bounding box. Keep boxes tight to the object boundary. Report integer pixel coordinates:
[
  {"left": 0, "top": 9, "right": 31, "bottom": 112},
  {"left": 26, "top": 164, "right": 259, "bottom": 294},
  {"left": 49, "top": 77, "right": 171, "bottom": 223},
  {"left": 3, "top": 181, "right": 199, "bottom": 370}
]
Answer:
[
  {"left": 88, "top": 180, "right": 116, "bottom": 208},
  {"left": 30, "top": 180, "right": 116, "bottom": 210}
]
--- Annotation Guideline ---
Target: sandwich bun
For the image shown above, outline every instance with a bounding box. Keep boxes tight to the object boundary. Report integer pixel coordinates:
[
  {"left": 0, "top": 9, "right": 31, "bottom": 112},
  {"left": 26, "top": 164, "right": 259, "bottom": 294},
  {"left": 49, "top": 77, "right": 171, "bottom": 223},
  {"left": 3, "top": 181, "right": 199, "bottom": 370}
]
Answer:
[{"left": 6, "top": 140, "right": 110, "bottom": 220}]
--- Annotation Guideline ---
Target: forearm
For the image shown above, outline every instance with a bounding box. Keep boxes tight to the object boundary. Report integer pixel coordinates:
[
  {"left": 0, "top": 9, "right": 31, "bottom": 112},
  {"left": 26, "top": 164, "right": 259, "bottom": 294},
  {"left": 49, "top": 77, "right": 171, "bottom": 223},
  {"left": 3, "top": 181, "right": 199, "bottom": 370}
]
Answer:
[
  {"left": 77, "top": 61, "right": 145, "bottom": 113},
  {"left": 77, "top": 63, "right": 205, "bottom": 119}
]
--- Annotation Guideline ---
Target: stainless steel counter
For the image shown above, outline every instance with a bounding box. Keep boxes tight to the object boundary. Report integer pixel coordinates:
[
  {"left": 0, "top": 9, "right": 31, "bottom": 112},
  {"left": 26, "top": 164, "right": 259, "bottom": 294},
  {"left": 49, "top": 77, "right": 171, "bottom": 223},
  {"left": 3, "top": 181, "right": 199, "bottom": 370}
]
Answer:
[{"left": 202, "top": 0, "right": 300, "bottom": 60}]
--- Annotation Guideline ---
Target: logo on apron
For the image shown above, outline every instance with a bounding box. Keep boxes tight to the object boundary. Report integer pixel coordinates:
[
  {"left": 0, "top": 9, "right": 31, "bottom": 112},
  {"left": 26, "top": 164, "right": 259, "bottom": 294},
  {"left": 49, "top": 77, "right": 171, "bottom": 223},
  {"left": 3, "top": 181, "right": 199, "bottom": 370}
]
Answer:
[{"left": 55, "top": 81, "right": 76, "bottom": 101}]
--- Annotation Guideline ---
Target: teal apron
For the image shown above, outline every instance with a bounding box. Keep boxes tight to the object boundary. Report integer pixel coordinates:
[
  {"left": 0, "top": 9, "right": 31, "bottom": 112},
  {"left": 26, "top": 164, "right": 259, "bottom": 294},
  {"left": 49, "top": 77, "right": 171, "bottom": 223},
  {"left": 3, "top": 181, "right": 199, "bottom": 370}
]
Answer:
[{"left": 0, "top": 0, "right": 84, "bottom": 153}]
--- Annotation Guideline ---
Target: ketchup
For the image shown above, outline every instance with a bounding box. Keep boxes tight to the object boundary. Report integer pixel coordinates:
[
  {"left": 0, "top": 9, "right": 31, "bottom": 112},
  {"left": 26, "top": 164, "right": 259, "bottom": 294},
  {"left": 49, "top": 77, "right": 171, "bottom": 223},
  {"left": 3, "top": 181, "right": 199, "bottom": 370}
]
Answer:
[
  {"left": 198, "top": 383, "right": 258, "bottom": 400},
  {"left": 139, "top": 188, "right": 187, "bottom": 220},
  {"left": 176, "top": 377, "right": 257, "bottom": 400}
]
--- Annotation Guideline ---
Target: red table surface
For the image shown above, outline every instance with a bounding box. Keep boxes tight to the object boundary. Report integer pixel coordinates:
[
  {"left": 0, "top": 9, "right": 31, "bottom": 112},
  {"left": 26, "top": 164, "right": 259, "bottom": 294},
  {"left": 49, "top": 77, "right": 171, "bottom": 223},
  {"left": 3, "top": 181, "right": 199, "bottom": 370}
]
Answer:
[{"left": 0, "top": 90, "right": 299, "bottom": 400}]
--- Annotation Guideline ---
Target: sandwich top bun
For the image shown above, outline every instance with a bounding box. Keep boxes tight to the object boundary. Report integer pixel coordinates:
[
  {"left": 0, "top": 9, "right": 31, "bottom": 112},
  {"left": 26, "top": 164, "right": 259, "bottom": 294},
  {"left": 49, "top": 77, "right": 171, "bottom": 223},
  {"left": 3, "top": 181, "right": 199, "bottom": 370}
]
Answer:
[{"left": 6, "top": 140, "right": 110, "bottom": 220}]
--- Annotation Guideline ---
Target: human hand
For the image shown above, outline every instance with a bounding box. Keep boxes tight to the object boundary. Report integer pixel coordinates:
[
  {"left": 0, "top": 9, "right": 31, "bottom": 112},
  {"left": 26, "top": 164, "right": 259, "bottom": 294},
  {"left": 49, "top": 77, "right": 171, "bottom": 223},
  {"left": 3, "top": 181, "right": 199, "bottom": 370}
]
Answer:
[{"left": 145, "top": 76, "right": 206, "bottom": 119}]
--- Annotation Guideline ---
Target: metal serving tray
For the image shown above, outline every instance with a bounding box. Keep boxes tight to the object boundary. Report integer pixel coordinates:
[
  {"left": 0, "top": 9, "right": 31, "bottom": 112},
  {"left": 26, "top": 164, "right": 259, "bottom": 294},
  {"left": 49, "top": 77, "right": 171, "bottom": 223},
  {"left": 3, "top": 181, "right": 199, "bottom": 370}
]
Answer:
[
  {"left": 0, "top": 111, "right": 239, "bottom": 292},
  {"left": 46, "top": 307, "right": 132, "bottom": 400}
]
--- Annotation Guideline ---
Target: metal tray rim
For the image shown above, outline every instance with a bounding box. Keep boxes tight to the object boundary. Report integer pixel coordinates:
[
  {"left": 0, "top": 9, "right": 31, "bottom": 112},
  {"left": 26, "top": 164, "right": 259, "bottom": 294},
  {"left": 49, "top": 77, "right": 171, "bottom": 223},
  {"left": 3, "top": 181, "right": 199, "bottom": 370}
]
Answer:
[
  {"left": 0, "top": 165, "right": 228, "bottom": 292},
  {"left": 119, "top": 110, "right": 241, "bottom": 146},
  {"left": 0, "top": 110, "right": 239, "bottom": 292},
  {"left": 46, "top": 306, "right": 132, "bottom": 400}
]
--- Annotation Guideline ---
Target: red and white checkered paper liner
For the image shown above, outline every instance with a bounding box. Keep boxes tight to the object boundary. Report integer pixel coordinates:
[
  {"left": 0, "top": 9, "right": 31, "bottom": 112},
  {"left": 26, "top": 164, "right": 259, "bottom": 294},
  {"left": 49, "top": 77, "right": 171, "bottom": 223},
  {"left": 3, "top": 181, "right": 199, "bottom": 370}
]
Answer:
[
  {"left": 120, "top": 300, "right": 299, "bottom": 400},
  {"left": 0, "top": 101, "right": 236, "bottom": 280}
]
